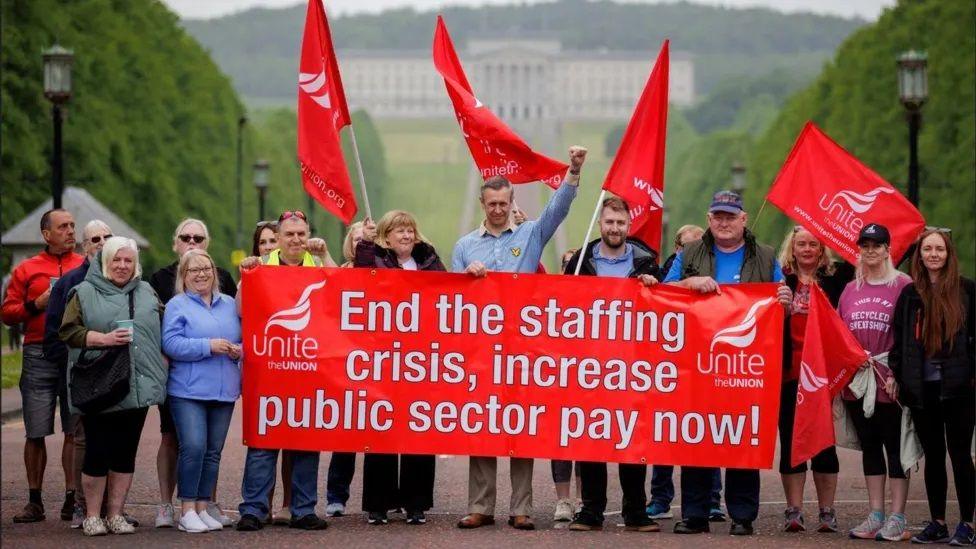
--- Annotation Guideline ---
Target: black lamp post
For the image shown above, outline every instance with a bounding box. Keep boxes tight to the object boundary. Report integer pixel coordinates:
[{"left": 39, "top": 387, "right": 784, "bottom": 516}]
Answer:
[
  {"left": 253, "top": 159, "right": 270, "bottom": 221},
  {"left": 897, "top": 50, "right": 928, "bottom": 207},
  {"left": 730, "top": 161, "right": 746, "bottom": 195},
  {"left": 43, "top": 44, "right": 74, "bottom": 209},
  {"left": 236, "top": 115, "right": 247, "bottom": 249}
]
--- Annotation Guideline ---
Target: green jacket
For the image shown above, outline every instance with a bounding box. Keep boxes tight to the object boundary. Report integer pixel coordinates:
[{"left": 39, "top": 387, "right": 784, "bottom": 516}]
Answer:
[
  {"left": 62, "top": 258, "right": 166, "bottom": 414},
  {"left": 680, "top": 228, "right": 777, "bottom": 283}
]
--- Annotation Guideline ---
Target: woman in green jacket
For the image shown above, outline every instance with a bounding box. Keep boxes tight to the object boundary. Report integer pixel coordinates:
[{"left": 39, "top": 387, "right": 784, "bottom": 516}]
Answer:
[{"left": 60, "top": 237, "right": 166, "bottom": 536}]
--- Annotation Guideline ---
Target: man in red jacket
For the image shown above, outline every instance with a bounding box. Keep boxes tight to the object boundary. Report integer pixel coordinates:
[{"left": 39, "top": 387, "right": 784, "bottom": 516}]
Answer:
[{"left": 1, "top": 208, "right": 84, "bottom": 523}]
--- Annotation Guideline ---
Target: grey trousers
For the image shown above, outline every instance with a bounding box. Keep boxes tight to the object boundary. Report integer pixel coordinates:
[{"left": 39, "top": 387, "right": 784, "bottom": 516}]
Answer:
[{"left": 468, "top": 456, "right": 533, "bottom": 516}]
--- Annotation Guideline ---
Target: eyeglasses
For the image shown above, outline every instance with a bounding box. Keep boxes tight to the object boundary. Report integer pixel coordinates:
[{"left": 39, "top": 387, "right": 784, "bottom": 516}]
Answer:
[
  {"left": 255, "top": 220, "right": 277, "bottom": 229},
  {"left": 278, "top": 210, "right": 307, "bottom": 223},
  {"left": 925, "top": 226, "right": 952, "bottom": 235},
  {"left": 187, "top": 266, "right": 213, "bottom": 276},
  {"left": 178, "top": 234, "right": 207, "bottom": 244},
  {"left": 89, "top": 234, "right": 113, "bottom": 244}
]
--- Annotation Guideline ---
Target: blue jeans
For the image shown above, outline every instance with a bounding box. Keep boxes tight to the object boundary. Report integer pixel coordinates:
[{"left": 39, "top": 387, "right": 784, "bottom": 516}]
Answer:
[
  {"left": 168, "top": 396, "right": 235, "bottom": 502},
  {"left": 239, "top": 448, "right": 320, "bottom": 519},
  {"left": 326, "top": 452, "right": 356, "bottom": 505},
  {"left": 650, "top": 465, "right": 722, "bottom": 508}
]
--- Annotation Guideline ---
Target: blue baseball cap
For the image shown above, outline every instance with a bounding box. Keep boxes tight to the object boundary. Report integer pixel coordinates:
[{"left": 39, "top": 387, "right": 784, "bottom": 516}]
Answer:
[{"left": 709, "top": 190, "right": 745, "bottom": 214}]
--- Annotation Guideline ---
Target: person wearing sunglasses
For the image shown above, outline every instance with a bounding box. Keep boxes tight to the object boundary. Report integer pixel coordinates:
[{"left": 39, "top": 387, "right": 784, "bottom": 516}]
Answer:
[
  {"left": 43, "top": 220, "right": 120, "bottom": 528},
  {"left": 890, "top": 228, "right": 975, "bottom": 545},
  {"left": 235, "top": 209, "right": 331, "bottom": 532},
  {"left": 148, "top": 218, "right": 238, "bottom": 529}
]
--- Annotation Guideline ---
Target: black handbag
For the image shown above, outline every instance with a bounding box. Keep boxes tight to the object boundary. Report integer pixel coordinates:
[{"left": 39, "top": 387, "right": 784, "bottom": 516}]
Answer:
[{"left": 70, "top": 291, "right": 134, "bottom": 414}]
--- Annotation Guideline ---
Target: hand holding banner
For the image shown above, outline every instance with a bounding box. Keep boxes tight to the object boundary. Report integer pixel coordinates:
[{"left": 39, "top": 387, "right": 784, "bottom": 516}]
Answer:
[
  {"left": 242, "top": 267, "right": 784, "bottom": 468},
  {"left": 432, "top": 16, "right": 569, "bottom": 188},
  {"left": 766, "top": 122, "right": 925, "bottom": 264}
]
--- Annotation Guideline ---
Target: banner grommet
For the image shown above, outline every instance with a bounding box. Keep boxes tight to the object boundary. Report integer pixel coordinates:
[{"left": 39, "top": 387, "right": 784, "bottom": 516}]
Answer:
[{"left": 370, "top": 269, "right": 377, "bottom": 275}]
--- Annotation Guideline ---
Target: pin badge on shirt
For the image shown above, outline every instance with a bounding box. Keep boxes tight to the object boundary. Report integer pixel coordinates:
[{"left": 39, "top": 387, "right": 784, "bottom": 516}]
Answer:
[{"left": 510, "top": 247, "right": 521, "bottom": 257}]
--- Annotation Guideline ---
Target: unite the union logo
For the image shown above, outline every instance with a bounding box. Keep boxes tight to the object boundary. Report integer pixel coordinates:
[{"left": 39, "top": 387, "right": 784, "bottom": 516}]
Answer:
[
  {"left": 696, "top": 297, "right": 775, "bottom": 388},
  {"left": 251, "top": 280, "right": 327, "bottom": 369}
]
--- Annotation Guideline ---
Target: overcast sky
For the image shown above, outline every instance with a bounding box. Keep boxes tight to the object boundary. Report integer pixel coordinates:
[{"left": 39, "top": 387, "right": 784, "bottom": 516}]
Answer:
[{"left": 163, "top": 0, "right": 894, "bottom": 21}]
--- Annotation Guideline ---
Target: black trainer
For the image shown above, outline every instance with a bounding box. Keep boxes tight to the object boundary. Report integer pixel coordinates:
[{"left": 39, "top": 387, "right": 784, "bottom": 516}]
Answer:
[
  {"left": 406, "top": 510, "right": 427, "bottom": 525},
  {"left": 236, "top": 514, "right": 264, "bottom": 531},
  {"left": 367, "top": 511, "right": 389, "bottom": 525},
  {"left": 625, "top": 515, "right": 661, "bottom": 532},
  {"left": 60, "top": 492, "right": 76, "bottom": 521},
  {"left": 290, "top": 514, "right": 329, "bottom": 530},
  {"left": 730, "top": 519, "right": 755, "bottom": 536},
  {"left": 674, "top": 518, "right": 710, "bottom": 534}
]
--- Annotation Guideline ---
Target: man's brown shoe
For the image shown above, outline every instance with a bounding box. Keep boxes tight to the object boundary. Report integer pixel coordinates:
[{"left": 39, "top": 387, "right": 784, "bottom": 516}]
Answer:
[
  {"left": 508, "top": 515, "right": 536, "bottom": 530},
  {"left": 13, "top": 502, "right": 45, "bottom": 523},
  {"left": 457, "top": 513, "right": 495, "bottom": 529}
]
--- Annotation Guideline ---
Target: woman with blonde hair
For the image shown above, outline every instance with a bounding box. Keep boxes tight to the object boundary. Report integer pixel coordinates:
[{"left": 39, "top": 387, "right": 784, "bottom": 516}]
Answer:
[
  {"left": 340, "top": 218, "right": 377, "bottom": 268},
  {"left": 837, "top": 224, "right": 913, "bottom": 541},
  {"left": 890, "top": 228, "right": 975, "bottom": 545},
  {"left": 161, "top": 249, "right": 242, "bottom": 533},
  {"left": 775, "top": 226, "right": 853, "bottom": 533},
  {"left": 354, "top": 210, "right": 444, "bottom": 525}
]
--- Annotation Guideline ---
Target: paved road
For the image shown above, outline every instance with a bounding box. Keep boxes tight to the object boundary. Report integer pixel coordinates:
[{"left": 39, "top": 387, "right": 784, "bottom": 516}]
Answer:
[{"left": 1, "top": 404, "right": 946, "bottom": 547}]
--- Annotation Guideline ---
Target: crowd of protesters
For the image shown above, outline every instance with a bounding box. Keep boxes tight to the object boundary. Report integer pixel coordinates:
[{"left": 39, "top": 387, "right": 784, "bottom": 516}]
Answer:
[{"left": 2, "top": 146, "right": 973, "bottom": 543}]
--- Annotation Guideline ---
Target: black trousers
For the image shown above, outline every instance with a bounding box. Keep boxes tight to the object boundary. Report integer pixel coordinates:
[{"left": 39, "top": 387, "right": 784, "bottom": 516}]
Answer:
[
  {"left": 913, "top": 382, "right": 976, "bottom": 522},
  {"left": 577, "top": 462, "right": 647, "bottom": 524},
  {"left": 778, "top": 380, "right": 840, "bottom": 474},
  {"left": 844, "top": 398, "right": 906, "bottom": 478},
  {"left": 361, "top": 453, "right": 435, "bottom": 513},
  {"left": 681, "top": 467, "right": 759, "bottom": 522},
  {"left": 82, "top": 407, "right": 149, "bottom": 477}
]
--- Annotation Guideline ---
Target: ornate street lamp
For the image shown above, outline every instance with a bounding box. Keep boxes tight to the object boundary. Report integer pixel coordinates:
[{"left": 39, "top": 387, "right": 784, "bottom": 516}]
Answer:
[
  {"left": 897, "top": 50, "right": 928, "bottom": 206},
  {"left": 253, "top": 159, "right": 270, "bottom": 221},
  {"left": 730, "top": 161, "right": 746, "bottom": 195},
  {"left": 43, "top": 44, "right": 74, "bottom": 209}
]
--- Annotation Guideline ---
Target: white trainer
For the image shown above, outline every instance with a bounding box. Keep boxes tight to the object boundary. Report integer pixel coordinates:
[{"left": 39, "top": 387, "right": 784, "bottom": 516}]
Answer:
[
  {"left": 198, "top": 509, "right": 224, "bottom": 531},
  {"left": 177, "top": 509, "right": 209, "bottom": 533},
  {"left": 206, "top": 502, "right": 234, "bottom": 527},
  {"left": 554, "top": 498, "right": 575, "bottom": 522},
  {"left": 155, "top": 503, "right": 176, "bottom": 528}
]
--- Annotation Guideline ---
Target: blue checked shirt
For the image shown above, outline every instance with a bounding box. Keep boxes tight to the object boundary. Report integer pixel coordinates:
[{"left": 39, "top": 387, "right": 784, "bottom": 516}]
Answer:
[{"left": 452, "top": 180, "right": 578, "bottom": 274}]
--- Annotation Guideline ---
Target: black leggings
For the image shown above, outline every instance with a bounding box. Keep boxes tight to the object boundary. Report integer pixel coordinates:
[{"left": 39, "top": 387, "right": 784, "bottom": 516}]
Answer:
[
  {"left": 361, "top": 453, "right": 435, "bottom": 513},
  {"left": 81, "top": 407, "right": 148, "bottom": 477},
  {"left": 913, "top": 382, "right": 976, "bottom": 522},
  {"left": 778, "top": 380, "right": 840, "bottom": 474},
  {"left": 844, "top": 399, "right": 906, "bottom": 478}
]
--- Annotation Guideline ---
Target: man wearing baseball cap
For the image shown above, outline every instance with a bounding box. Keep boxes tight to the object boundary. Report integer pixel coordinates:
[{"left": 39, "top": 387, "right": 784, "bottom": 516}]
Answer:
[{"left": 663, "top": 190, "right": 792, "bottom": 536}]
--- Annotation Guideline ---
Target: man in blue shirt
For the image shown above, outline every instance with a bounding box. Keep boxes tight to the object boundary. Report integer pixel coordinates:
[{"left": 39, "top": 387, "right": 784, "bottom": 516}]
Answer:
[
  {"left": 453, "top": 145, "right": 587, "bottom": 530},
  {"left": 664, "top": 190, "right": 791, "bottom": 536},
  {"left": 562, "top": 196, "right": 662, "bottom": 533}
]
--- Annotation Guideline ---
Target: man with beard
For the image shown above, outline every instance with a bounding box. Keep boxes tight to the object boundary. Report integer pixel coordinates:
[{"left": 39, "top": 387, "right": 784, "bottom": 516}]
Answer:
[{"left": 562, "top": 196, "right": 662, "bottom": 533}]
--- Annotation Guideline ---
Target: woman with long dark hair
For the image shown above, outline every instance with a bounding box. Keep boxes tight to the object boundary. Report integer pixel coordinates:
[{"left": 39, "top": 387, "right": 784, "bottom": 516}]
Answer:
[{"left": 890, "top": 228, "right": 975, "bottom": 545}]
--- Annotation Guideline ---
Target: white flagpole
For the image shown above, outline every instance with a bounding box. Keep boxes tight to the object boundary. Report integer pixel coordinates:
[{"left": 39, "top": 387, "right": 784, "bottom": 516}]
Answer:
[
  {"left": 347, "top": 125, "right": 372, "bottom": 220},
  {"left": 573, "top": 189, "right": 606, "bottom": 275}
]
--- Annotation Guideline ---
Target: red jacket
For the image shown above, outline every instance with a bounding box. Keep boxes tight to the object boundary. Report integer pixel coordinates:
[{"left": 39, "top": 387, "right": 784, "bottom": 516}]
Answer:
[{"left": 2, "top": 249, "right": 84, "bottom": 344}]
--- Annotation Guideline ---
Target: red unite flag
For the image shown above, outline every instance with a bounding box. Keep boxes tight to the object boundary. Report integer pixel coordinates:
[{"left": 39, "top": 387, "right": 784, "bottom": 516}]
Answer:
[
  {"left": 297, "top": 0, "right": 357, "bottom": 223},
  {"left": 791, "top": 283, "right": 868, "bottom": 467},
  {"left": 766, "top": 122, "right": 925, "bottom": 264},
  {"left": 432, "top": 16, "right": 568, "bottom": 188},
  {"left": 602, "top": 40, "right": 669, "bottom": 252}
]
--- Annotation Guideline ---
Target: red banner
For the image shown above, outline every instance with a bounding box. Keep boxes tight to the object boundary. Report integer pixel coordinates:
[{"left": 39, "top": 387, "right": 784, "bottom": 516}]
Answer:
[
  {"left": 432, "top": 16, "right": 569, "bottom": 188},
  {"left": 766, "top": 122, "right": 925, "bottom": 264},
  {"left": 241, "top": 267, "right": 784, "bottom": 468},
  {"left": 603, "top": 40, "right": 670, "bottom": 252},
  {"left": 297, "top": 0, "right": 357, "bottom": 223}
]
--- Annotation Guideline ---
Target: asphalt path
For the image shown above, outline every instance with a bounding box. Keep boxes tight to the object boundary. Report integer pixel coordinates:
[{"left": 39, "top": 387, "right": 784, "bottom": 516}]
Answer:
[{"left": 0, "top": 404, "right": 949, "bottom": 547}]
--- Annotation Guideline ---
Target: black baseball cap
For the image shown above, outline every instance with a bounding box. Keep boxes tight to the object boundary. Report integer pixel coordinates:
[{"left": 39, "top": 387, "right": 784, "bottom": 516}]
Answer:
[
  {"left": 857, "top": 223, "right": 890, "bottom": 246},
  {"left": 708, "top": 190, "right": 744, "bottom": 214}
]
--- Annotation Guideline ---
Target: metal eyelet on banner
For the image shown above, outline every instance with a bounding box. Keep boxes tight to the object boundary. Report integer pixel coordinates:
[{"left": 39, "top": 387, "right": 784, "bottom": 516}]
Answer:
[
  {"left": 640, "top": 457, "right": 647, "bottom": 464},
  {"left": 370, "top": 269, "right": 377, "bottom": 275},
  {"left": 509, "top": 450, "right": 515, "bottom": 456},
  {"left": 512, "top": 274, "right": 518, "bottom": 279},
  {"left": 364, "top": 446, "right": 370, "bottom": 452}
]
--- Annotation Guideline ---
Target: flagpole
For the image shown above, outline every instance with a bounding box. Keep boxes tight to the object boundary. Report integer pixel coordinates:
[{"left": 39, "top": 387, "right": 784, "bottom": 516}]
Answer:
[
  {"left": 574, "top": 189, "right": 606, "bottom": 276},
  {"left": 347, "top": 125, "right": 373, "bottom": 220},
  {"left": 750, "top": 198, "right": 769, "bottom": 231}
]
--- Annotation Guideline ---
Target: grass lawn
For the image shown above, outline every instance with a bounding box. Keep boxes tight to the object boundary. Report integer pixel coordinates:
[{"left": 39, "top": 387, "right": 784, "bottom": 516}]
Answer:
[{"left": 2, "top": 351, "right": 22, "bottom": 389}]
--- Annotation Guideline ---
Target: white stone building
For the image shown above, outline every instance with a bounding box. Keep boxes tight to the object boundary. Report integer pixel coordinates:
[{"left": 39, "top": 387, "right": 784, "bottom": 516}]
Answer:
[{"left": 338, "top": 39, "right": 694, "bottom": 120}]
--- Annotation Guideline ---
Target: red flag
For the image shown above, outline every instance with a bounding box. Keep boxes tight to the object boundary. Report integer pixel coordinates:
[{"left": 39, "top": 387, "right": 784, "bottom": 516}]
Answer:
[
  {"left": 791, "top": 283, "right": 868, "bottom": 467},
  {"left": 766, "top": 122, "right": 925, "bottom": 264},
  {"left": 432, "top": 16, "right": 568, "bottom": 188},
  {"left": 602, "top": 41, "right": 669, "bottom": 251},
  {"left": 297, "top": 0, "right": 357, "bottom": 223}
]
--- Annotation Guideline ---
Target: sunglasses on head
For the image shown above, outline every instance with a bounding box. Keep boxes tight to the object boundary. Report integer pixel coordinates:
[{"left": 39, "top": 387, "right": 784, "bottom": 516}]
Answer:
[
  {"left": 255, "top": 220, "right": 277, "bottom": 229},
  {"left": 925, "top": 226, "right": 952, "bottom": 235},
  {"left": 178, "top": 234, "right": 207, "bottom": 244},
  {"left": 278, "top": 210, "right": 307, "bottom": 223},
  {"left": 89, "top": 234, "right": 113, "bottom": 244}
]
